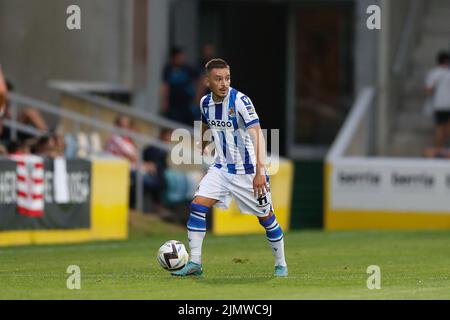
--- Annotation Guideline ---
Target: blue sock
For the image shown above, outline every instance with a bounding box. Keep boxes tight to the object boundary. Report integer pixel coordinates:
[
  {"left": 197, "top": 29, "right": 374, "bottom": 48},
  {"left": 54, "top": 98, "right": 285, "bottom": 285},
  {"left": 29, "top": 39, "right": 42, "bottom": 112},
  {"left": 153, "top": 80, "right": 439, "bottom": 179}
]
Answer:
[
  {"left": 187, "top": 203, "right": 208, "bottom": 264},
  {"left": 259, "top": 214, "right": 287, "bottom": 267}
]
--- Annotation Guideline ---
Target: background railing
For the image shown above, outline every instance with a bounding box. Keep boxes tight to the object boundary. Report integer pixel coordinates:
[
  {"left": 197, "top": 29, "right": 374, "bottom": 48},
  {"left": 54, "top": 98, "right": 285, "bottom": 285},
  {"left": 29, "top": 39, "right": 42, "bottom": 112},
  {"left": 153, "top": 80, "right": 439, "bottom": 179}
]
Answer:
[
  {"left": 7, "top": 92, "right": 176, "bottom": 213},
  {"left": 2, "top": 118, "right": 47, "bottom": 140},
  {"left": 48, "top": 80, "right": 194, "bottom": 134},
  {"left": 388, "top": 0, "right": 428, "bottom": 151},
  {"left": 326, "top": 87, "right": 376, "bottom": 162},
  {"left": 393, "top": 0, "right": 427, "bottom": 77}
]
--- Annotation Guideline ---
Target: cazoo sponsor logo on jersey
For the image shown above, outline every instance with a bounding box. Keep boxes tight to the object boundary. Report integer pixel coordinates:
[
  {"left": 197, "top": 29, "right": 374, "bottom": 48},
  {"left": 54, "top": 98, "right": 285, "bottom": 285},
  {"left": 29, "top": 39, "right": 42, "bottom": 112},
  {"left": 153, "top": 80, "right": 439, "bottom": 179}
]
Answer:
[{"left": 207, "top": 119, "right": 234, "bottom": 130}]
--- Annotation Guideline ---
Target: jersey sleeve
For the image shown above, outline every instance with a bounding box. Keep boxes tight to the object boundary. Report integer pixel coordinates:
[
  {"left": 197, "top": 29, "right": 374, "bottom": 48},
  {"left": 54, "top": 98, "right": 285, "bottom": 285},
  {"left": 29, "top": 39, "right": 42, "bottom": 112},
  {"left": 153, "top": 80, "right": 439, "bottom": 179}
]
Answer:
[
  {"left": 425, "top": 71, "right": 435, "bottom": 88},
  {"left": 236, "top": 94, "right": 260, "bottom": 129},
  {"left": 199, "top": 96, "right": 209, "bottom": 125},
  {"left": 425, "top": 69, "right": 439, "bottom": 89}
]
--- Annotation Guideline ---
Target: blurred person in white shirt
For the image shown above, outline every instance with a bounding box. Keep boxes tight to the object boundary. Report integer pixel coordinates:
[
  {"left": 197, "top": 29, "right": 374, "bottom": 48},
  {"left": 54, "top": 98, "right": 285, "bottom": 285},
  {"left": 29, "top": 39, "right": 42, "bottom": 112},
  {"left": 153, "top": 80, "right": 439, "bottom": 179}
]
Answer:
[{"left": 425, "top": 51, "right": 450, "bottom": 149}]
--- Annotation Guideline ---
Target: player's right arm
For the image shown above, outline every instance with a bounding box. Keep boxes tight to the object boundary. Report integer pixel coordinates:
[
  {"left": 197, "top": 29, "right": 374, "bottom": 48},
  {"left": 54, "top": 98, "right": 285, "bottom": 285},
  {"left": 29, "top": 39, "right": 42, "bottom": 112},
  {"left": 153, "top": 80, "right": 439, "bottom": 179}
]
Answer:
[
  {"left": 200, "top": 123, "right": 212, "bottom": 155},
  {"left": 199, "top": 96, "right": 211, "bottom": 155}
]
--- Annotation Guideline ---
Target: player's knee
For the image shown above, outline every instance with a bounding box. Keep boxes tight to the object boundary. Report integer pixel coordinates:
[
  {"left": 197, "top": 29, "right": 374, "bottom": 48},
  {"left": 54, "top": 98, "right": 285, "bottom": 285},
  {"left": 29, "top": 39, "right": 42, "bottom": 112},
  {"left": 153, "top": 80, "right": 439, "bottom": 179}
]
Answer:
[
  {"left": 191, "top": 197, "right": 204, "bottom": 206},
  {"left": 190, "top": 200, "right": 212, "bottom": 216},
  {"left": 192, "top": 196, "right": 215, "bottom": 208},
  {"left": 258, "top": 211, "right": 274, "bottom": 223}
]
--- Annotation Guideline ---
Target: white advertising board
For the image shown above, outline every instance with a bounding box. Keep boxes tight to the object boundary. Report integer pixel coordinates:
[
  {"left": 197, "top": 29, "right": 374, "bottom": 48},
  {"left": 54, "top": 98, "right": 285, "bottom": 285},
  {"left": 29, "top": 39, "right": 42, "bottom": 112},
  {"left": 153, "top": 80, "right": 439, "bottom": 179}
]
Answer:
[{"left": 331, "top": 158, "right": 450, "bottom": 213}]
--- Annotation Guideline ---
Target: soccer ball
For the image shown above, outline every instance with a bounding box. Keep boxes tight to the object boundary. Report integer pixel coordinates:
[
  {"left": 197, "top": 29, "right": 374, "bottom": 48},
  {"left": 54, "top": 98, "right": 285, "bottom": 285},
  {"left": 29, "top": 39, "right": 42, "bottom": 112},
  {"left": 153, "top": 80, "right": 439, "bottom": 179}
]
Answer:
[{"left": 157, "top": 240, "right": 189, "bottom": 271}]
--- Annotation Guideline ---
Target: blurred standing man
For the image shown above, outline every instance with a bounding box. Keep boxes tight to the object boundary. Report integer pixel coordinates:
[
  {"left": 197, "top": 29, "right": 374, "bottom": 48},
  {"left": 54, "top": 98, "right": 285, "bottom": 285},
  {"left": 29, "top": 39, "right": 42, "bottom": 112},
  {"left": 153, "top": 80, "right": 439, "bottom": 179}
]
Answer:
[
  {"left": 194, "top": 44, "right": 217, "bottom": 120},
  {"left": 161, "top": 47, "right": 198, "bottom": 126},
  {"left": 425, "top": 51, "right": 450, "bottom": 149},
  {"left": 195, "top": 44, "right": 216, "bottom": 99},
  {"left": 199, "top": 44, "right": 216, "bottom": 71}
]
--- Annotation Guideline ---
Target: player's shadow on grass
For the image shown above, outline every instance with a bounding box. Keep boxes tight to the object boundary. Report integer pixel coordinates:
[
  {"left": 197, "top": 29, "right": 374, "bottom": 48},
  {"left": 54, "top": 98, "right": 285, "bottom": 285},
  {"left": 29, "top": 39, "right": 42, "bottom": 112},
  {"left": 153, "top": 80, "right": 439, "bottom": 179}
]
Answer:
[{"left": 191, "top": 274, "right": 273, "bottom": 286}]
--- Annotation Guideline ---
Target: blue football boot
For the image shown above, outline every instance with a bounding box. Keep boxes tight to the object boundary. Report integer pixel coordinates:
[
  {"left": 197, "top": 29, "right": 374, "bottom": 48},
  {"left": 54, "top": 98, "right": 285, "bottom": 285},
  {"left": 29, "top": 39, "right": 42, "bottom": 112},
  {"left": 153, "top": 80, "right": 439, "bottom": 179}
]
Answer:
[
  {"left": 171, "top": 261, "right": 203, "bottom": 276},
  {"left": 274, "top": 265, "right": 288, "bottom": 277}
]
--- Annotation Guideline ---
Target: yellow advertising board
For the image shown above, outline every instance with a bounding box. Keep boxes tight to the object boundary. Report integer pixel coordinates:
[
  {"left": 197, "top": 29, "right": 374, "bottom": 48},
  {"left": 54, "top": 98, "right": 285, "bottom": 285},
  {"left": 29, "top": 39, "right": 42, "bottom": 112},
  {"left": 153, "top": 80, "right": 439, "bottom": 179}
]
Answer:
[{"left": 0, "top": 158, "right": 129, "bottom": 246}]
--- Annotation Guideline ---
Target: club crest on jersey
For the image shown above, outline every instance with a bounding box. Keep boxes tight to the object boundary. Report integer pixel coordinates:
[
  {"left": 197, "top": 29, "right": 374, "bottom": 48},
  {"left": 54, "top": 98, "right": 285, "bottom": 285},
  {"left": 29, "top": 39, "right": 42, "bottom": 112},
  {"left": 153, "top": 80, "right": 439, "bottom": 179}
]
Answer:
[{"left": 228, "top": 106, "right": 236, "bottom": 118}]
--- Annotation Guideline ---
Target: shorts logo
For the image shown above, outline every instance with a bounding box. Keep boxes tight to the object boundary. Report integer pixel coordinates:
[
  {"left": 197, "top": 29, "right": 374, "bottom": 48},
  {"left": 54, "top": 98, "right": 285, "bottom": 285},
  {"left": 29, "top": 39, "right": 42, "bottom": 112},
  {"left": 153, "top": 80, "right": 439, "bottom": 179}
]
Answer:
[{"left": 257, "top": 195, "right": 269, "bottom": 208}]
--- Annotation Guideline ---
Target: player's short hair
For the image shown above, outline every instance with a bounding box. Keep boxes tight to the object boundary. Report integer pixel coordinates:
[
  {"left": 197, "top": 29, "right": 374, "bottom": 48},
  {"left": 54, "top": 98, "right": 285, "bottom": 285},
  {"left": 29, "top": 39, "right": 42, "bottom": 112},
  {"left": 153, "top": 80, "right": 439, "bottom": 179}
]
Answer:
[
  {"left": 205, "top": 58, "right": 230, "bottom": 73},
  {"left": 437, "top": 51, "right": 450, "bottom": 65}
]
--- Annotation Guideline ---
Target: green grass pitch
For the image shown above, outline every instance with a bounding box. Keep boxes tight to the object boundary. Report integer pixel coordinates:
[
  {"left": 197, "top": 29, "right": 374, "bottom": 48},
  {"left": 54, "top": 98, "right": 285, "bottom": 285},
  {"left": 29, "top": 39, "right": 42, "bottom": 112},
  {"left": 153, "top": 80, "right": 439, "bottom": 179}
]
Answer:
[{"left": 0, "top": 214, "right": 449, "bottom": 299}]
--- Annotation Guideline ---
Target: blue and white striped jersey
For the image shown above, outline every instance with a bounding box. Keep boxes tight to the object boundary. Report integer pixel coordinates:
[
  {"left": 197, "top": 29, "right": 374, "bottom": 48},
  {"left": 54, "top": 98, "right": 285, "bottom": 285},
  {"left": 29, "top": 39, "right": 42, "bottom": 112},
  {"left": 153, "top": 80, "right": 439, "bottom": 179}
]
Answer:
[{"left": 200, "top": 87, "right": 260, "bottom": 175}]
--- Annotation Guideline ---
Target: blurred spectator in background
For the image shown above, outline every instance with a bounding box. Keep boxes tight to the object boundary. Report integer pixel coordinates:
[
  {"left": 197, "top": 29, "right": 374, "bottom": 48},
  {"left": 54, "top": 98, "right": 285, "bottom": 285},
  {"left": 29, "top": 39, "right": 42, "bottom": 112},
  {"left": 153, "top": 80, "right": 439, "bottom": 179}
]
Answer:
[
  {"left": 106, "top": 114, "right": 170, "bottom": 214},
  {"left": 161, "top": 47, "right": 198, "bottom": 126},
  {"left": 424, "top": 147, "right": 450, "bottom": 159},
  {"left": 53, "top": 129, "right": 66, "bottom": 158},
  {"left": 30, "top": 132, "right": 65, "bottom": 159},
  {"left": 0, "top": 144, "right": 6, "bottom": 156},
  {"left": 141, "top": 128, "right": 172, "bottom": 212},
  {"left": 0, "top": 80, "right": 49, "bottom": 145},
  {"left": 105, "top": 114, "right": 138, "bottom": 165},
  {"left": 0, "top": 65, "right": 7, "bottom": 117},
  {"left": 31, "top": 135, "right": 54, "bottom": 158},
  {"left": 197, "top": 44, "right": 215, "bottom": 91},
  {"left": 199, "top": 44, "right": 216, "bottom": 74},
  {"left": 425, "top": 51, "right": 450, "bottom": 149},
  {"left": 17, "top": 107, "right": 48, "bottom": 141},
  {"left": 0, "top": 65, "right": 8, "bottom": 151},
  {"left": 141, "top": 127, "right": 201, "bottom": 224},
  {"left": 194, "top": 44, "right": 215, "bottom": 112},
  {"left": 7, "top": 139, "right": 31, "bottom": 156}
]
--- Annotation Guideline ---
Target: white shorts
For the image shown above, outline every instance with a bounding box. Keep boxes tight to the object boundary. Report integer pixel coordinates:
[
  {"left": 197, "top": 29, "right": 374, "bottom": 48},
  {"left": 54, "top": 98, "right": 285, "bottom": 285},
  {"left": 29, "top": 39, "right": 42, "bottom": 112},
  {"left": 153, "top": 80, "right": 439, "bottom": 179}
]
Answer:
[{"left": 194, "top": 166, "right": 273, "bottom": 217}]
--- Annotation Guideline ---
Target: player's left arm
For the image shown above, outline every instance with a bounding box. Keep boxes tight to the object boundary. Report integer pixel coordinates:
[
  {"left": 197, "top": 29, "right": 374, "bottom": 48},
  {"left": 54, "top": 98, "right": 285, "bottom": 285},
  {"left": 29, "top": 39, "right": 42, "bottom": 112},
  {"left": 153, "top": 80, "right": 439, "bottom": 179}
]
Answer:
[
  {"left": 248, "top": 124, "right": 269, "bottom": 198},
  {"left": 237, "top": 94, "right": 268, "bottom": 198}
]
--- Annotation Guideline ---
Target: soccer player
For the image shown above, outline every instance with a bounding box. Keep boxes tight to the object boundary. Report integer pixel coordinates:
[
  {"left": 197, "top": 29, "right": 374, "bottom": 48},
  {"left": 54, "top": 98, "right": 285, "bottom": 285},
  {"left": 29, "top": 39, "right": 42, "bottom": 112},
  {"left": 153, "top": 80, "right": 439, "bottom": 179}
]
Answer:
[{"left": 172, "top": 59, "right": 288, "bottom": 277}]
